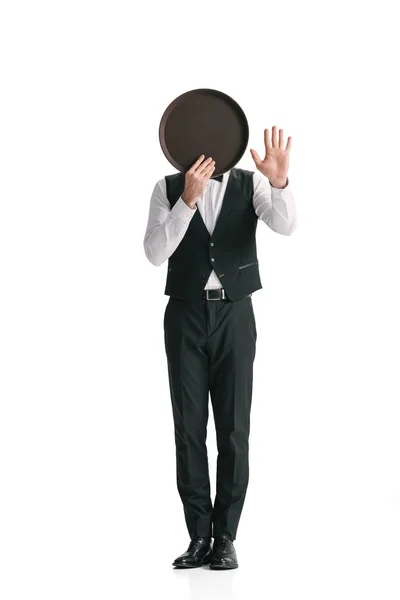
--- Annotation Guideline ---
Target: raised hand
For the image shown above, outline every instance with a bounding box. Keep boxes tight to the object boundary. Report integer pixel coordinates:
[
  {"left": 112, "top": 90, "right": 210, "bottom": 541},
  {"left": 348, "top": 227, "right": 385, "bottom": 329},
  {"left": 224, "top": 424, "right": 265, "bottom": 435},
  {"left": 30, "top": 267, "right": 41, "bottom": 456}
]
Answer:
[{"left": 250, "top": 126, "right": 292, "bottom": 188}]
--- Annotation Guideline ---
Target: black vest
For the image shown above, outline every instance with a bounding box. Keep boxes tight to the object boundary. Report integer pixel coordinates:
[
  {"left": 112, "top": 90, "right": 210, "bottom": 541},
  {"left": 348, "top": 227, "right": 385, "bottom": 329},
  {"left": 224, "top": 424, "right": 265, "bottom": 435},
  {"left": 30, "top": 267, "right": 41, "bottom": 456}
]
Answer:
[{"left": 164, "top": 167, "right": 263, "bottom": 302}]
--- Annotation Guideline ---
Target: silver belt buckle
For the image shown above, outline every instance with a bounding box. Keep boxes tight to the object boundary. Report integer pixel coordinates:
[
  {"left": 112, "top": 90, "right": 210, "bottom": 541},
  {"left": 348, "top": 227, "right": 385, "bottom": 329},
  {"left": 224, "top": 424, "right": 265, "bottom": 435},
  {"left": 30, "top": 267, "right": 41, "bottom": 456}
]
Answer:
[{"left": 206, "top": 288, "right": 225, "bottom": 300}]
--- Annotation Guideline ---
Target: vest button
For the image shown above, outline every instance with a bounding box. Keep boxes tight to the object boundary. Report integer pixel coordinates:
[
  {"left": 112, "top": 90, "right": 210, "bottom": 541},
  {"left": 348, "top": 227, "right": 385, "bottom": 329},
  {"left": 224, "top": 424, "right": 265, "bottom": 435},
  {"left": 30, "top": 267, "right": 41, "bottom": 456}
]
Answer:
[
  {"left": 210, "top": 242, "right": 214, "bottom": 246},
  {"left": 211, "top": 258, "right": 215, "bottom": 262}
]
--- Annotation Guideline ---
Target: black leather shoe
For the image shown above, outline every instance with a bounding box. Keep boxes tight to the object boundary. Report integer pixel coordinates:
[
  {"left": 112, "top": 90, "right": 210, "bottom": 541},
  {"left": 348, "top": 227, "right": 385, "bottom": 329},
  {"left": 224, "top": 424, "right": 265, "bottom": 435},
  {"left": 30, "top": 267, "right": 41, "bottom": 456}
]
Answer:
[
  {"left": 172, "top": 536, "right": 213, "bottom": 568},
  {"left": 210, "top": 534, "right": 238, "bottom": 569}
]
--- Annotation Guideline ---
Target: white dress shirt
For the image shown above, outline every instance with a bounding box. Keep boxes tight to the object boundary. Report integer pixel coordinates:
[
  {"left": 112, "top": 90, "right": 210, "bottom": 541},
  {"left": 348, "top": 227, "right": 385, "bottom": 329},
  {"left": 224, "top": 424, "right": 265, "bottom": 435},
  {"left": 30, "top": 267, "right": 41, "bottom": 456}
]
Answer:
[{"left": 143, "top": 169, "right": 297, "bottom": 290}]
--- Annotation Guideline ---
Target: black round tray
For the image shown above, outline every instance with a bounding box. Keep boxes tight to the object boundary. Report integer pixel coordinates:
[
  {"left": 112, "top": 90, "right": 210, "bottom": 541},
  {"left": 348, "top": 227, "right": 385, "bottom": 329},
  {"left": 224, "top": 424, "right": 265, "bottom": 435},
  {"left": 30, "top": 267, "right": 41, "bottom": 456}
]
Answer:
[{"left": 159, "top": 88, "right": 249, "bottom": 177}]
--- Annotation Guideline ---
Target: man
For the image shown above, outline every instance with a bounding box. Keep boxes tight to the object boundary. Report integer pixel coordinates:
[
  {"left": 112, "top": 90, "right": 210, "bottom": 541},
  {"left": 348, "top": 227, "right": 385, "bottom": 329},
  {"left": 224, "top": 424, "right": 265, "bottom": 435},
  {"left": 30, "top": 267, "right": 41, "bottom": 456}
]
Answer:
[{"left": 143, "top": 126, "right": 297, "bottom": 569}]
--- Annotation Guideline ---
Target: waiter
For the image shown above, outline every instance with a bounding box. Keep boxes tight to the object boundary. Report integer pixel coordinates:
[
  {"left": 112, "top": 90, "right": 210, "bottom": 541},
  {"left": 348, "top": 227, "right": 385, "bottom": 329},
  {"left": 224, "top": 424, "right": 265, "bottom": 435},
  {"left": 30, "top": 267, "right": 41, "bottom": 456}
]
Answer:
[{"left": 143, "top": 126, "right": 297, "bottom": 569}]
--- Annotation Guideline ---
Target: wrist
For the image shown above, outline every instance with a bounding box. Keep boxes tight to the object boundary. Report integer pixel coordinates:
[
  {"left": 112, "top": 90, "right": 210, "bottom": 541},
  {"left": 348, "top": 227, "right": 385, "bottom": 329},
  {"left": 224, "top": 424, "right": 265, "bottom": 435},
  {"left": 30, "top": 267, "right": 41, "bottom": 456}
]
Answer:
[
  {"left": 182, "top": 193, "right": 198, "bottom": 209},
  {"left": 269, "top": 177, "right": 288, "bottom": 189}
]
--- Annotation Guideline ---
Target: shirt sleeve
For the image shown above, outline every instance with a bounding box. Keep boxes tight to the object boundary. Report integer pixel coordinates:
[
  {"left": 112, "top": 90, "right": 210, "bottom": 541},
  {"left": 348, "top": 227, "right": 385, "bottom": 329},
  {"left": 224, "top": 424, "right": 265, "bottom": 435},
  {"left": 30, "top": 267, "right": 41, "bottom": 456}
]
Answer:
[
  {"left": 143, "top": 178, "right": 198, "bottom": 266},
  {"left": 252, "top": 171, "right": 298, "bottom": 235}
]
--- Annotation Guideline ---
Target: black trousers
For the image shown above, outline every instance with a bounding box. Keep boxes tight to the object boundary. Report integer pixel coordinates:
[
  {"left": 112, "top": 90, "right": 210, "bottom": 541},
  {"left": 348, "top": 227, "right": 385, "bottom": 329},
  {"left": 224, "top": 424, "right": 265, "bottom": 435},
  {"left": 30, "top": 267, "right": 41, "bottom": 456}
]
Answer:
[{"left": 163, "top": 293, "right": 257, "bottom": 541}]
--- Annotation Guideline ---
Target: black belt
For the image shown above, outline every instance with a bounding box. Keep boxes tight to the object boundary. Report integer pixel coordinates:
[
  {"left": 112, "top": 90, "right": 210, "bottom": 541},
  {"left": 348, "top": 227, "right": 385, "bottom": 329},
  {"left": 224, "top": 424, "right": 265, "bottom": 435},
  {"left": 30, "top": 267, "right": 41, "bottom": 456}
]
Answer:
[
  {"left": 201, "top": 288, "right": 252, "bottom": 301},
  {"left": 201, "top": 288, "right": 228, "bottom": 300}
]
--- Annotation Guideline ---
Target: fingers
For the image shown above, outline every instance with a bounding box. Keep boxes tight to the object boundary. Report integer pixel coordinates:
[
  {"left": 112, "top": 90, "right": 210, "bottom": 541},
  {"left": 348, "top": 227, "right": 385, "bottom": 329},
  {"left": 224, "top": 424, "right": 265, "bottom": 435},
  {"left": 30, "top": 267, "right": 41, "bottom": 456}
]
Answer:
[
  {"left": 271, "top": 126, "right": 278, "bottom": 148},
  {"left": 264, "top": 128, "right": 271, "bottom": 150},
  {"left": 279, "top": 128, "right": 284, "bottom": 149},
  {"left": 250, "top": 148, "right": 261, "bottom": 165},
  {"left": 202, "top": 163, "right": 215, "bottom": 179},
  {"left": 189, "top": 154, "right": 206, "bottom": 172},
  {"left": 197, "top": 157, "right": 214, "bottom": 175},
  {"left": 266, "top": 126, "right": 282, "bottom": 148},
  {"left": 189, "top": 155, "right": 215, "bottom": 175},
  {"left": 266, "top": 126, "right": 291, "bottom": 151}
]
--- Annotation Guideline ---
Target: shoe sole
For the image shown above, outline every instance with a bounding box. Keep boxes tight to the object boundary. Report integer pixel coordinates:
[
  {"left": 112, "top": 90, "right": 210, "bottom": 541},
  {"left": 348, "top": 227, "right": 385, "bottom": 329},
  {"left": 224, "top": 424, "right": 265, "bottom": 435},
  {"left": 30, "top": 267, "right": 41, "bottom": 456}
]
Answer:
[{"left": 209, "top": 563, "right": 238, "bottom": 570}]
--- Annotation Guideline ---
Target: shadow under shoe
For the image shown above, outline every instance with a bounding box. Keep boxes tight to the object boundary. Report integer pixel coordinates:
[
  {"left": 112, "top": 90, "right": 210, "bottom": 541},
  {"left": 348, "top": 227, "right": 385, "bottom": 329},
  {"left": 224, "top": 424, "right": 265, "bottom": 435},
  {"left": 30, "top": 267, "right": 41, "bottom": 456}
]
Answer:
[
  {"left": 172, "top": 536, "right": 213, "bottom": 568},
  {"left": 210, "top": 534, "right": 239, "bottom": 569}
]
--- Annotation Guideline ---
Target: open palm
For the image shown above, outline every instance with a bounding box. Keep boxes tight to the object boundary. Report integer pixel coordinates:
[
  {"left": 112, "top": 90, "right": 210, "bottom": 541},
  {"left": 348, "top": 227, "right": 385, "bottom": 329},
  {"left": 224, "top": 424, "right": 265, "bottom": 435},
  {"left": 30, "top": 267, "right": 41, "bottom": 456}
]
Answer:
[{"left": 250, "top": 126, "right": 292, "bottom": 184}]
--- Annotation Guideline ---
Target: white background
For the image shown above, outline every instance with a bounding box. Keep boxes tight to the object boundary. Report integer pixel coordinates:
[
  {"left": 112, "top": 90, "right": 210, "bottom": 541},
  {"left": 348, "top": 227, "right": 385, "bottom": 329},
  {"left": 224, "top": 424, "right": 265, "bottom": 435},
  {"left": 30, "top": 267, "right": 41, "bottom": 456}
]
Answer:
[{"left": 1, "top": 1, "right": 399, "bottom": 599}]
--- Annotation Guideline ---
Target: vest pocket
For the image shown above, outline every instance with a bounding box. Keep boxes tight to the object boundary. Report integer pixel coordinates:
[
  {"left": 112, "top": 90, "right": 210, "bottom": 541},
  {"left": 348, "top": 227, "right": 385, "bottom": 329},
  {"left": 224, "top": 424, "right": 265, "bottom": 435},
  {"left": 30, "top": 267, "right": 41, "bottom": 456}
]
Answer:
[{"left": 238, "top": 261, "right": 258, "bottom": 270}]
